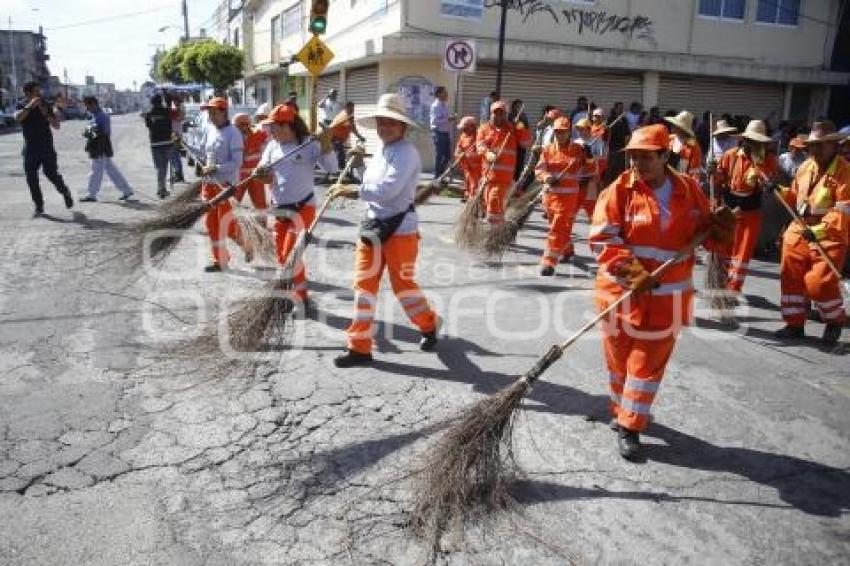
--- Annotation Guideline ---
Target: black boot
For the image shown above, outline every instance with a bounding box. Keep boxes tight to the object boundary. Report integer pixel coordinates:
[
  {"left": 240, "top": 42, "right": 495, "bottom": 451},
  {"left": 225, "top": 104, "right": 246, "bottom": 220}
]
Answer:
[
  {"left": 822, "top": 323, "right": 842, "bottom": 346},
  {"left": 617, "top": 428, "right": 641, "bottom": 461},
  {"left": 333, "top": 350, "right": 373, "bottom": 368},
  {"left": 62, "top": 191, "right": 74, "bottom": 209},
  {"left": 420, "top": 331, "right": 438, "bottom": 352},
  {"left": 540, "top": 265, "right": 555, "bottom": 277},
  {"left": 774, "top": 325, "right": 805, "bottom": 340}
]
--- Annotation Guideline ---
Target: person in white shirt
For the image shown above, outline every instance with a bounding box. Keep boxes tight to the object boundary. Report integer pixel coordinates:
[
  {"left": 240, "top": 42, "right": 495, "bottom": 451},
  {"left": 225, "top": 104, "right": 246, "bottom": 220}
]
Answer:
[
  {"left": 329, "top": 93, "right": 440, "bottom": 368},
  {"left": 778, "top": 135, "right": 807, "bottom": 181},
  {"left": 318, "top": 89, "right": 341, "bottom": 127},
  {"left": 253, "top": 104, "right": 337, "bottom": 305}
]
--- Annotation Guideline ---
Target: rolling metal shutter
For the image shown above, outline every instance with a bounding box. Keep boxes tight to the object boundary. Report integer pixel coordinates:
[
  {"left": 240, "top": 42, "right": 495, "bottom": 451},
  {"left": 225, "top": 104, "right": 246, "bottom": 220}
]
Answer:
[
  {"left": 658, "top": 76, "right": 785, "bottom": 122},
  {"left": 344, "top": 65, "right": 380, "bottom": 154},
  {"left": 460, "top": 64, "right": 642, "bottom": 122}
]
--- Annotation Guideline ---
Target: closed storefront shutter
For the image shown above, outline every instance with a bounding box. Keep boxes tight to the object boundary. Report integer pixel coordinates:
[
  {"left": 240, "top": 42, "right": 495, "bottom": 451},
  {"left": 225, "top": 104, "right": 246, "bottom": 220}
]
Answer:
[
  {"left": 345, "top": 65, "right": 380, "bottom": 154},
  {"left": 658, "top": 76, "right": 785, "bottom": 122},
  {"left": 460, "top": 64, "right": 642, "bottom": 123}
]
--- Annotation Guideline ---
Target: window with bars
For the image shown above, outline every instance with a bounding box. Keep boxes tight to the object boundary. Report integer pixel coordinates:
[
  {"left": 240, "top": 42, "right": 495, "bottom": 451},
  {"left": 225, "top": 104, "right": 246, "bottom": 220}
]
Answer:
[
  {"left": 698, "top": 0, "right": 747, "bottom": 20},
  {"left": 756, "top": 0, "right": 800, "bottom": 25}
]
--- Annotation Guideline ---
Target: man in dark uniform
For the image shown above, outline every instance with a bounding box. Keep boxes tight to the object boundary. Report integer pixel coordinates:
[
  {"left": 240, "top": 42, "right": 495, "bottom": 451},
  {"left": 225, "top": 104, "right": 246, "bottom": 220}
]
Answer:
[{"left": 14, "top": 81, "right": 73, "bottom": 217}]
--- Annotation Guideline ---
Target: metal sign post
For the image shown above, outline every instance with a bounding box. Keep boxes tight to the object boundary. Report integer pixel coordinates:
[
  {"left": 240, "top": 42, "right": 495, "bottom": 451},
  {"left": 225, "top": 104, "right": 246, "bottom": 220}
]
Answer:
[{"left": 295, "top": 35, "right": 335, "bottom": 132}]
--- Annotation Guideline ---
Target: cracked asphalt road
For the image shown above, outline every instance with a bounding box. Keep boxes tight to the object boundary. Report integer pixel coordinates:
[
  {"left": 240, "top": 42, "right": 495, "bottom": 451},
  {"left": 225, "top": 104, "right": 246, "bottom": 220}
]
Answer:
[{"left": 0, "top": 116, "right": 848, "bottom": 565}]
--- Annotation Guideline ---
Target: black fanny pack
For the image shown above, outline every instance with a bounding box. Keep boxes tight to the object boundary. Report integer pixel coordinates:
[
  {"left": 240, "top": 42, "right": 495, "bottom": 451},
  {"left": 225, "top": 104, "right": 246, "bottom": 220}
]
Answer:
[
  {"left": 722, "top": 188, "right": 762, "bottom": 211},
  {"left": 275, "top": 192, "right": 314, "bottom": 213},
  {"left": 359, "top": 204, "right": 415, "bottom": 246}
]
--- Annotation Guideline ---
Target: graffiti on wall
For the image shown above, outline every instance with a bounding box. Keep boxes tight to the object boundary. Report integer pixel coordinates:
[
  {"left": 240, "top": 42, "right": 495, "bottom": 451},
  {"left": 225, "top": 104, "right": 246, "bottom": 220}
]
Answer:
[{"left": 483, "top": 0, "right": 655, "bottom": 44}]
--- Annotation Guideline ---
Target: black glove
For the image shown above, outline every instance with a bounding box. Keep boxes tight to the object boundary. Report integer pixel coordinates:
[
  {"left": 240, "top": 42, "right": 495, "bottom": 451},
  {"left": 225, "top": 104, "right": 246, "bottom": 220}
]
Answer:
[
  {"left": 583, "top": 143, "right": 594, "bottom": 159},
  {"left": 802, "top": 228, "right": 818, "bottom": 243}
]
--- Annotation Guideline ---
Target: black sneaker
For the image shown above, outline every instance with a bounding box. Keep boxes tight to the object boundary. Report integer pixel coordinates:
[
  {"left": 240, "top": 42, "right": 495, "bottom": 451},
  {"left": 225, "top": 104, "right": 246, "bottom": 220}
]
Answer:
[
  {"left": 62, "top": 191, "right": 74, "bottom": 209},
  {"left": 80, "top": 196, "right": 97, "bottom": 203},
  {"left": 33, "top": 208, "right": 44, "bottom": 218},
  {"left": 157, "top": 190, "right": 169, "bottom": 199},
  {"left": 333, "top": 350, "right": 373, "bottom": 368},
  {"left": 822, "top": 324, "right": 842, "bottom": 346},
  {"left": 774, "top": 325, "right": 805, "bottom": 340},
  {"left": 617, "top": 428, "right": 641, "bottom": 461},
  {"left": 540, "top": 265, "right": 555, "bottom": 277},
  {"left": 419, "top": 331, "right": 438, "bottom": 352},
  {"left": 204, "top": 264, "right": 224, "bottom": 273},
  {"left": 119, "top": 192, "right": 134, "bottom": 201}
]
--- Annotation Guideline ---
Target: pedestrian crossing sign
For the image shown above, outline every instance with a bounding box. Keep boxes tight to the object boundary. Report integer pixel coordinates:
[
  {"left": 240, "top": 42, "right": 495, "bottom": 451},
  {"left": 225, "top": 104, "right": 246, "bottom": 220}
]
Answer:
[{"left": 296, "top": 35, "right": 335, "bottom": 77}]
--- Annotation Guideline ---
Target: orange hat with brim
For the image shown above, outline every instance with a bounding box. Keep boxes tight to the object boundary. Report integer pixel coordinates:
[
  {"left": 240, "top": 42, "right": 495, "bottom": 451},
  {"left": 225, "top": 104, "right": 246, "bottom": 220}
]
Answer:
[
  {"left": 625, "top": 124, "right": 669, "bottom": 151},
  {"left": 552, "top": 116, "right": 572, "bottom": 131},
  {"left": 260, "top": 104, "right": 296, "bottom": 125},
  {"left": 201, "top": 97, "right": 228, "bottom": 111},
  {"left": 788, "top": 136, "right": 806, "bottom": 150},
  {"left": 490, "top": 100, "right": 507, "bottom": 113}
]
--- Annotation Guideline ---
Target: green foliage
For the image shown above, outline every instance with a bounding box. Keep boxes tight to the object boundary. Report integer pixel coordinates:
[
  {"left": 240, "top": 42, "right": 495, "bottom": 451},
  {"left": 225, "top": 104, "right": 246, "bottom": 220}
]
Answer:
[
  {"left": 156, "top": 46, "right": 186, "bottom": 84},
  {"left": 153, "top": 40, "right": 244, "bottom": 90}
]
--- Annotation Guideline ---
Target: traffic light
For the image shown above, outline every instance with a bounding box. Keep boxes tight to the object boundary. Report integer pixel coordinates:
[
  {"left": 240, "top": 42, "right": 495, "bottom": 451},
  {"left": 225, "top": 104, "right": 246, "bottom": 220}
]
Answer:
[{"left": 309, "top": 0, "right": 328, "bottom": 35}]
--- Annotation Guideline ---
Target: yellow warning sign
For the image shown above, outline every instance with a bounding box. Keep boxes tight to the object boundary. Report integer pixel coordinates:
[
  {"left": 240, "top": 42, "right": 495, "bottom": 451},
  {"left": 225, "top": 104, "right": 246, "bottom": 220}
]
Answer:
[{"left": 295, "top": 35, "right": 335, "bottom": 77}]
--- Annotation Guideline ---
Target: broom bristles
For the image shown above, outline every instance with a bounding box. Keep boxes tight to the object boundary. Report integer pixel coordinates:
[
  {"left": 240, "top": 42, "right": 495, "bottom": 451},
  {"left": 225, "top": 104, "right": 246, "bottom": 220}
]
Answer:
[
  {"left": 415, "top": 182, "right": 440, "bottom": 206},
  {"left": 482, "top": 194, "right": 541, "bottom": 255},
  {"left": 455, "top": 191, "right": 486, "bottom": 248},
  {"left": 704, "top": 251, "right": 737, "bottom": 322},
  {"left": 162, "top": 181, "right": 202, "bottom": 212},
  {"left": 225, "top": 276, "right": 295, "bottom": 353}
]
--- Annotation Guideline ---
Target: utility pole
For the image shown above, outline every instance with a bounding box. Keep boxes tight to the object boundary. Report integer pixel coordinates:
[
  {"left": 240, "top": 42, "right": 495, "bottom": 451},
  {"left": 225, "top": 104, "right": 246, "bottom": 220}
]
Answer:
[
  {"left": 182, "top": 0, "right": 190, "bottom": 41},
  {"left": 495, "top": 0, "right": 507, "bottom": 97}
]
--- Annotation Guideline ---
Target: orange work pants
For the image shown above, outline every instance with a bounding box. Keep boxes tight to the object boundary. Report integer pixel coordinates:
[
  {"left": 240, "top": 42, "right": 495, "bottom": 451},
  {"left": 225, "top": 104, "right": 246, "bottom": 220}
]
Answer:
[
  {"left": 542, "top": 190, "right": 581, "bottom": 266},
  {"left": 236, "top": 172, "right": 268, "bottom": 209},
  {"left": 202, "top": 182, "right": 244, "bottom": 267},
  {"left": 346, "top": 233, "right": 438, "bottom": 354},
  {"left": 273, "top": 205, "right": 316, "bottom": 301},
  {"left": 602, "top": 315, "right": 679, "bottom": 432},
  {"left": 780, "top": 234, "right": 847, "bottom": 327},
  {"left": 463, "top": 167, "right": 481, "bottom": 200},
  {"left": 722, "top": 210, "right": 762, "bottom": 292},
  {"left": 484, "top": 181, "right": 509, "bottom": 224}
]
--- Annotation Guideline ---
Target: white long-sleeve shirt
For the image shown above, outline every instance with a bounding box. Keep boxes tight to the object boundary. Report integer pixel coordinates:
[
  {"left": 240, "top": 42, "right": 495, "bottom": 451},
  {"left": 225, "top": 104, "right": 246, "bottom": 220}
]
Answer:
[
  {"left": 200, "top": 122, "right": 243, "bottom": 186},
  {"left": 360, "top": 138, "right": 421, "bottom": 235},
  {"left": 258, "top": 138, "right": 337, "bottom": 207}
]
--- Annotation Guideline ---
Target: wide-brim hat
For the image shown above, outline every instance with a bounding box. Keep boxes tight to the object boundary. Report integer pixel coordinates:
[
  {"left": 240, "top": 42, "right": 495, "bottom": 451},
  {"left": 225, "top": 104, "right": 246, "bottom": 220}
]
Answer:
[
  {"left": 739, "top": 119, "right": 772, "bottom": 143},
  {"left": 664, "top": 110, "right": 695, "bottom": 138},
  {"left": 804, "top": 120, "right": 846, "bottom": 144},
  {"left": 713, "top": 119, "right": 737, "bottom": 136},
  {"left": 357, "top": 93, "right": 419, "bottom": 128}
]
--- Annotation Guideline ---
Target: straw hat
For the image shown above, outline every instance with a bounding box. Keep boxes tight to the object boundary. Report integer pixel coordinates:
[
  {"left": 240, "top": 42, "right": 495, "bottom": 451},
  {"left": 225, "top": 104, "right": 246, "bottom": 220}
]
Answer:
[
  {"left": 457, "top": 115, "right": 477, "bottom": 130},
  {"left": 625, "top": 124, "right": 669, "bottom": 151},
  {"left": 804, "top": 120, "right": 846, "bottom": 144},
  {"left": 739, "top": 120, "right": 773, "bottom": 143},
  {"left": 357, "top": 93, "right": 419, "bottom": 128},
  {"left": 592, "top": 107, "right": 605, "bottom": 117},
  {"left": 664, "top": 111, "right": 695, "bottom": 138},
  {"left": 490, "top": 100, "right": 508, "bottom": 113},
  {"left": 713, "top": 119, "right": 737, "bottom": 136}
]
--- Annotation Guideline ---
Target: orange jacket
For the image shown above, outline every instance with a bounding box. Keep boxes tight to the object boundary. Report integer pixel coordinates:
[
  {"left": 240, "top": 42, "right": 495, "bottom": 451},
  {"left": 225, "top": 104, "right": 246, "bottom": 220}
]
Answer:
[
  {"left": 668, "top": 134, "right": 702, "bottom": 180},
  {"left": 241, "top": 128, "right": 268, "bottom": 172},
  {"left": 455, "top": 132, "right": 482, "bottom": 173},
  {"left": 330, "top": 110, "right": 355, "bottom": 143},
  {"left": 534, "top": 140, "right": 593, "bottom": 194},
  {"left": 782, "top": 155, "right": 850, "bottom": 245},
  {"left": 476, "top": 122, "right": 532, "bottom": 185},
  {"left": 714, "top": 147, "right": 779, "bottom": 198},
  {"left": 590, "top": 168, "right": 716, "bottom": 327}
]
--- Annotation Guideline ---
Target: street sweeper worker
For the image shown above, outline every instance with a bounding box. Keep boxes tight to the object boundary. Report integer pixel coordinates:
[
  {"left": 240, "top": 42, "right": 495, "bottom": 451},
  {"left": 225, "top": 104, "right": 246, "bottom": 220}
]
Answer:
[
  {"left": 711, "top": 119, "right": 779, "bottom": 294},
  {"left": 327, "top": 93, "right": 440, "bottom": 368},
  {"left": 477, "top": 100, "right": 532, "bottom": 224},
  {"left": 252, "top": 104, "right": 337, "bottom": 306},
  {"left": 535, "top": 116, "right": 596, "bottom": 275},
  {"left": 455, "top": 116, "right": 481, "bottom": 202},
  {"left": 665, "top": 111, "right": 703, "bottom": 182},
  {"left": 198, "top": 97, "right": 253, "bottom": 272},
  {"left": 773, "top": 120, "right": 849, "bottom": 346},
  {"left": 589, "top": 123, "right": 735, "bottom": 460},
  {"left": 590, "top": 107, "right": 609, "bottom": 178},
  {"left": 575, "top": 117, "right": 605, "bottom": 219},
  {"left": 233, "top": 113, "right": 269, "bottom": 210}
]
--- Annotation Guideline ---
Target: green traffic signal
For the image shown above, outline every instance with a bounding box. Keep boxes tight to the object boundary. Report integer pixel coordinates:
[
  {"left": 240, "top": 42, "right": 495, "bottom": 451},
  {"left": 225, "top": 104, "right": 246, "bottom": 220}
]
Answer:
[{"left": 309, "top": 15, "right": 327, "bottom": 35}]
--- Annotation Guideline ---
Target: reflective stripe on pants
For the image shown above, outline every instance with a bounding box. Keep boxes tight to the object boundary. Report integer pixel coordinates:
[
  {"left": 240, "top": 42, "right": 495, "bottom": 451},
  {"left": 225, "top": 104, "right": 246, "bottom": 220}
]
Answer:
[
  {"left": 274, "top": 205, "right": 316, "bottom": 300},
  {"left": 780, "top": 234, "right": 847, "bottom": 326},
  {"left": 202, "top": 183, "right": 244, "bottom": 266}
]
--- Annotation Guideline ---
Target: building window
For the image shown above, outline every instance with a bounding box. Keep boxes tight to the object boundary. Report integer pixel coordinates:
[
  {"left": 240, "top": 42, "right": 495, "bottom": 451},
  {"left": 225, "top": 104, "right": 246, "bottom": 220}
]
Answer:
[
  {"left": 270, "top": 15, "right": 280, "bottom": 44},
  {"left": 698, "top": 0, "right": 746, "bottom": 20},
  {"left": 756, "top": 0, "right": 800, "bottom": 25},
  {"left": 282, "top": 3, "right": 303, "bottom": 38}
]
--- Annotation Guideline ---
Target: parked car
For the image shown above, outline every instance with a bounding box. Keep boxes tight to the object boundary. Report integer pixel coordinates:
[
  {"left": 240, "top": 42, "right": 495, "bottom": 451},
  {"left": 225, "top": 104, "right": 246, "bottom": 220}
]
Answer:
[
  {"left": 0, "top": 109, "right": 15, "bottom": 127},
  {"left": 62, "top": 105, "right": 87, "bottom": 120}
]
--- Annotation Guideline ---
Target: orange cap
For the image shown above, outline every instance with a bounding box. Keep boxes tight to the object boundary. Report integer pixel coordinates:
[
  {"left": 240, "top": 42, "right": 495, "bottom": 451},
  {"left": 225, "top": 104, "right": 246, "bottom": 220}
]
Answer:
[
  {"left": 201, "top": 97, "right": 228, "bottom": 111},
  {"left": 490, "top": 100, "right": 507, "bottom": 113},
  {"left": 552, "top": 116, "right": 572, "bottom": 131},
  {"left": 546, "top": 109, "right": 562, "bottom": 121},
  {"left": 260, "top": 104, "right": 296, "bottom": 125},
  {"left": 789, "top": 136, "right": 806, "bottom": 149},
  {"left": 625, "top": 124, "right": 669, "bottom": 151},
  {"left": 233, "top": 113, "right": 251, "bottom": 126}
]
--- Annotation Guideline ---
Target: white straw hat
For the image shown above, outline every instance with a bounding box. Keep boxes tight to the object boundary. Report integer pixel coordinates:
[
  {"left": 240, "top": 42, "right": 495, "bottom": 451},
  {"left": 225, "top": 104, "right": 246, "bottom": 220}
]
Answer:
[
  {"left": 664, "top": 110, "right": 695, "bottom": 139},
  {"left": 357, "top": 93, "right": 419, "bottom": 128},
  {"left": 740, "top": 120, "right": 772, "bottom": 143},
  {"left": 713, "top": 119, "right": 737, "bottom": 136}
]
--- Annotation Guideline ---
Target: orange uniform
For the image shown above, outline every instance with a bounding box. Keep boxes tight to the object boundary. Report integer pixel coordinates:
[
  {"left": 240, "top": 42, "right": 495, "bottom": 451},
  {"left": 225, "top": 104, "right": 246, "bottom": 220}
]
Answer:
[
  {"left": 237, "top": 128, "right": 268, "bottom": 209},
  {"left": 330, "top": 110, "right": 354, "bottom": 143},
  {"left": 714, "top": 148, "right": 779, "bottom": 292},
  {"left": 455, "top": 131, "right": 482, "bottom": 200},
  {"left": 668, "top": 134, "right": 703, "bottom": 182},
  {"left": 476, "top": 121, "right": 532, "bottom": 223},
  {"left": 590, "top": 123, "right": 609, "bottom": 178},
  {"left": 590, "top": 167, "right": 717, "bottom": 432},
  {"left": 535, "top": 140, "right": 594, "bottom": 265},
  {"left": 201, "top": 183, "right": 247, "bottom": 267},
  {"left": 779, "top": 155, "right": 849, "bottom": 327}
]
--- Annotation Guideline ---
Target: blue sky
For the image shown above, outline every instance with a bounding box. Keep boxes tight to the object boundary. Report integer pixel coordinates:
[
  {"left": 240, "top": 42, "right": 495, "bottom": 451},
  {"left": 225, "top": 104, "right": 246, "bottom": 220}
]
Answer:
[{"left": 5, "top": 0, "right": 220, "bottom": 90}]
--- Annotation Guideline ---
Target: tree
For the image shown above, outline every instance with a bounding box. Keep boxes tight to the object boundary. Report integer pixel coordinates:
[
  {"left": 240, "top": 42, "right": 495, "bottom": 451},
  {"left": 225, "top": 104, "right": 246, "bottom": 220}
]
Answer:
[
  {"left": 181, "top": 40, "right": 244, "bottom": 94},
  {"left": 157, "top": 46, "right": 187, "bottom": 84}
]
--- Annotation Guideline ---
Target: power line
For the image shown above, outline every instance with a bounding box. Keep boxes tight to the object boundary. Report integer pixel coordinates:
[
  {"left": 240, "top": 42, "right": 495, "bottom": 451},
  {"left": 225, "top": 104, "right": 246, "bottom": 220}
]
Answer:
[{"left": 44, "top": 6, "right": 174, "bottom": 31}]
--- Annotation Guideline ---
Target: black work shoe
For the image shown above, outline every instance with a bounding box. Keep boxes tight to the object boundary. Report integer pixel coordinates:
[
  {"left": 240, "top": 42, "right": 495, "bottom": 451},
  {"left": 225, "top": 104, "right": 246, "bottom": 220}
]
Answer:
[
  {"left": 540, "top": 265, "right": 555, "bottom": 277},
  {"left": 204, "top": 264, "right": 224, "bottom": 273},
  {"left": 80, "top": 196, "right": 97, "bottom": 203},
  {"left": 62, "top": 192, "right": 74, "bottom": 209},
  {"left": 157, "top": 190, "right": 170, "bottom": 199},
  {"left": 560, "top": 252, "right": 574, "bottom": 264},
  {"left": 119, "top": 192, "right": 134, "bottom": 201},
  {"left": 822, "top": 324, "right": 842, "bottom": 346},
  {"left": 333, "top": 350, "right": 373, "bottom": 368},
  {"left": 420, "top": 331, "right": 438, "bottom": 352},
  {"left": 33, "top": 208, "right": 44, "bottom": 218},
  {"left": 774, "top": 325, "right": 805, "bottom": 340},
  {"left": 618, "top": 428, "right": 641, "bottom": 461}
]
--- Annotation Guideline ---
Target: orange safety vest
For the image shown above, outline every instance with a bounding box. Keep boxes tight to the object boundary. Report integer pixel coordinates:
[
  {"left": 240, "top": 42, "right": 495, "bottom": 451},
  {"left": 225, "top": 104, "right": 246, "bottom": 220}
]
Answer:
[
  {"left": 782, "top": 155, "right": 850, "bottom": 244},
  {"left": 241, "top": 128, "right": 268, "bottom": 174},
  {"left": 589, "top": 168, "right": 714, "bottom": 328},
  {"left": 534, "top": 140, "right": 592, "bottom": 194},
  {"left": 476, "top": 122, "right": 531, "bottom": 185},
  {"left": 668, "top": 134, "right": 702, "bottom": 180},
  {"left": 455, "top": 132, "right": 482, "bottom": 173},
  {"left": 715, "top": 147, "right": 779, "bottom": 198}
]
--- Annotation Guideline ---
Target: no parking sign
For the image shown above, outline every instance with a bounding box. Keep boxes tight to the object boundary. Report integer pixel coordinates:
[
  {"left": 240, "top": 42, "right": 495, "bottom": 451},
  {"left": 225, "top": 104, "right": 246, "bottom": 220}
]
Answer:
[{"left": 442, "top": 39, "right": 476, "bottom": 73}]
